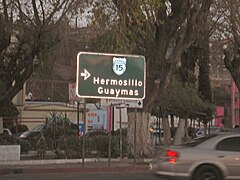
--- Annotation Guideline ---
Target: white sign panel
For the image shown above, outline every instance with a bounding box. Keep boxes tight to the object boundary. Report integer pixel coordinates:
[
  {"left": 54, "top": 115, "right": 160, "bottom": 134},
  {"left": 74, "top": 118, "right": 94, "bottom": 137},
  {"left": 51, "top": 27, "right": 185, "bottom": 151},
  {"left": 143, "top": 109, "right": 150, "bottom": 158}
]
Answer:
[{"left": 101, "top": 99, "right": 143, "bottom": 108}]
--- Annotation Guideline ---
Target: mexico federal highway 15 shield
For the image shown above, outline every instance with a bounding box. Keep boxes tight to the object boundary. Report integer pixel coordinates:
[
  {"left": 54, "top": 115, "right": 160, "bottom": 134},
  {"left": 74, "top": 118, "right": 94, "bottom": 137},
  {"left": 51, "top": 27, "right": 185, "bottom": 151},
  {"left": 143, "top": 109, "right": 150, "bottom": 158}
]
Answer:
[{"left": 76, "top": 52, "right": 146, "bottom": 100}]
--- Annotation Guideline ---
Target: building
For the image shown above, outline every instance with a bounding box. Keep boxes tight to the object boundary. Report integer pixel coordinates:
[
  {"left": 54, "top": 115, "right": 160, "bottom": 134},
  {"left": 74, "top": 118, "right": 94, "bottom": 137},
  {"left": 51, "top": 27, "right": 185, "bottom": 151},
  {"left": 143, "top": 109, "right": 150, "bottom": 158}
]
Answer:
[
  {"left": 230, "top": 79, "right": 240, "bottom": 127},
  {"left": 209, "top": 40, "right": 232, "bottom": 128},
  {"left": 214, "top": 106, "right": 224, "bottom": 127},
  {"left": 11, "top": 84, "right": 126, "bottom": 132},
  {"left": 12, "top": 84, "right": 82, "bottom": 130}
]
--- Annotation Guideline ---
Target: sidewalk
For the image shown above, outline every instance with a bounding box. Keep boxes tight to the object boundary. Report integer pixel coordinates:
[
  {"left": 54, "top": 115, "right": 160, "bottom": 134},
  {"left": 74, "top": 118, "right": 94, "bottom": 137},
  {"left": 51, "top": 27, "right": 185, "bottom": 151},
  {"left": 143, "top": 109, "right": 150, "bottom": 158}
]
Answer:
[{"left": 0, "top": 158, "right": 152, "bottom": 176}]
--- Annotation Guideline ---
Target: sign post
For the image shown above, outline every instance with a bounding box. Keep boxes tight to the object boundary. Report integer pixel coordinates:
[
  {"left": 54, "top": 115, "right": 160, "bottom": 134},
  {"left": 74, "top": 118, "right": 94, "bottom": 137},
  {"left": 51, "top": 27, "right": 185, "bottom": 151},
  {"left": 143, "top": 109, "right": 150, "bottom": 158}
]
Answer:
[{"left": 76, "top": 52, "right": 146, "bottom": 165}]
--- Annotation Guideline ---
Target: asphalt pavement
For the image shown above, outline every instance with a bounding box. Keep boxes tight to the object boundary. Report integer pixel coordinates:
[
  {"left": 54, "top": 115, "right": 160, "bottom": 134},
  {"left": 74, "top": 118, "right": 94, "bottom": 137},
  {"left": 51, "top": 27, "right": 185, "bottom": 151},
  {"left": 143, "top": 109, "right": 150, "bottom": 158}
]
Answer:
[{"left": 0, "top": 158, "right": 152, "bottom": 176}]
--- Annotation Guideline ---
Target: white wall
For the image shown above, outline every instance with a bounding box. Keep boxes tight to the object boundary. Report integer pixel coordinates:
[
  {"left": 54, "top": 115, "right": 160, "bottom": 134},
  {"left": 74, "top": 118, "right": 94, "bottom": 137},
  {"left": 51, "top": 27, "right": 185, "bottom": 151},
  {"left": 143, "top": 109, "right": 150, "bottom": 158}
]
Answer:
[{"left": 113, "top": 107, "right": 128, "bottom": 130}]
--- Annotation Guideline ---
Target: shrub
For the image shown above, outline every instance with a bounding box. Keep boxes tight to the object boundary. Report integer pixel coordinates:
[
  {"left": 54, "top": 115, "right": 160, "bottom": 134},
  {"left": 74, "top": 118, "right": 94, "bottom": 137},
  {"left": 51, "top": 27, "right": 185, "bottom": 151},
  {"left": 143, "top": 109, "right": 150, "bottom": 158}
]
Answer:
[
  {"left": 60, "top": 136, "right": 83, "bottom": 159},
  {"left": 0, "top": 133, "right": 30, "bottom": 153}
]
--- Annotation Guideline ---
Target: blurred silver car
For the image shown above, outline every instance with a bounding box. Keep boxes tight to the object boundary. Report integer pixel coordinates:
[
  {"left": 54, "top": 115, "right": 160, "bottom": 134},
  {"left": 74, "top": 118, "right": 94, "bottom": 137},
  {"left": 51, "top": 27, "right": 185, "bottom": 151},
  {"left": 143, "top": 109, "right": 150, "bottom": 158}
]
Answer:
[{"left": 151, "top": 133, "right": 240, "bottom": 180}]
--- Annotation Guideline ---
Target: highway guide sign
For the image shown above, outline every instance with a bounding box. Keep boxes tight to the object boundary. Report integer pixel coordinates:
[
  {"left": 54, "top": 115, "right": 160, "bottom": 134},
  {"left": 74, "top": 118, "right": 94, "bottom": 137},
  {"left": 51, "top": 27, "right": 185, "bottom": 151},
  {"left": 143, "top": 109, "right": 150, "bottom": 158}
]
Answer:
[{"left": 76, "top": 52, "right": 146, "bottom": 100}]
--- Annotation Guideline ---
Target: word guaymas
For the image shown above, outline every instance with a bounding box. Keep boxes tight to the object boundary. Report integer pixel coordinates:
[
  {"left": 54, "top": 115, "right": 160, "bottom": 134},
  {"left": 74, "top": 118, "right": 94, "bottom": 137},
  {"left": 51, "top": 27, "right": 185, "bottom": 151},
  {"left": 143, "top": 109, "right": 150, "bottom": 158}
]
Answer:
[{"left": 93, "top": 77, "right": 143, "bottom": 97}]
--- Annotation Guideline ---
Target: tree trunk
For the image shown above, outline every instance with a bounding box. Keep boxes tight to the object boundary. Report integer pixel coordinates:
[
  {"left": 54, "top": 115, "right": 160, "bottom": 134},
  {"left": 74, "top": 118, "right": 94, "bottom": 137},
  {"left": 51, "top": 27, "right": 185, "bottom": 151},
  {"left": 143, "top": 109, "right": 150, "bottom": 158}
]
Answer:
[
  {"left": 170, "top": 114, "right": 175, "bottom": 135},
  {"left": 173, "top": 119, "right": 186, "bottom": 145},
  {"left": 127, "top": 111, "right": 154, "bottom": 157},
  {"left": 224, "top": 104, "right": 231, "bottom": 128},
  {"left": 185, "top": 120, "right": 191, "bottom": 141},
  {"left": 204, "top": 123, "right": 208, "bottom": 135},
  {"left": 162, "top": 115, "right": 172, "bottom": 145}
]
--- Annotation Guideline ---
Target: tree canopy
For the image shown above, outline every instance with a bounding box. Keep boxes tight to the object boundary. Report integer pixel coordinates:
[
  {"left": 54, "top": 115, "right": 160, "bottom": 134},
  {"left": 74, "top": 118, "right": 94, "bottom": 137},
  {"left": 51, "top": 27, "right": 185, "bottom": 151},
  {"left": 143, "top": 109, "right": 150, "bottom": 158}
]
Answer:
[
  {"left": 0, "top": 0, "right": 87, "bottom": 113},
  {"left": 208, "top": 0, "right": 240, "bottom": 91},
  {"left": 222, "top": 0, "right": 240, "bottom": 90},
  {"left": 88, "top": 0, "right": 213, "bottom": 112},
  {"left": 2, "top": 0, "right": 238, "bottom": 122},
  {"left": 153, "top": 75, "right": 214, "bottom": 120}
]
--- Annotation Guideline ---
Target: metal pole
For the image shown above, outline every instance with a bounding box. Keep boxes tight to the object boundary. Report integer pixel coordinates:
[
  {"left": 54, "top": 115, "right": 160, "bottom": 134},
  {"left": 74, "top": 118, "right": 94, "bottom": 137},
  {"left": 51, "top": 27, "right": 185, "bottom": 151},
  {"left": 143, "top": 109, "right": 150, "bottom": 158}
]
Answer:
[
  {"left": 77, "top": 102, "right": 80, "bottom": 136},
  {"left": 112, "top": 106, "right": 115, "bottom": 135},
  {"left": 108, "top": 105, "right": 113, "bottom": 167},
  {"left": 82, "top": 100, "right": 86, "bottom": 167},
  {"left": 108, "top": 129, "right": 112, "bottom": 167},
  {"left": 119, "top": 108, "right": 122, "bottom": 159},
  {"left": 158, "top": 117, "right": 161, "bottom": 145},
  {"left": 134, "top": 107, "right": 137, "bottom": 164}
]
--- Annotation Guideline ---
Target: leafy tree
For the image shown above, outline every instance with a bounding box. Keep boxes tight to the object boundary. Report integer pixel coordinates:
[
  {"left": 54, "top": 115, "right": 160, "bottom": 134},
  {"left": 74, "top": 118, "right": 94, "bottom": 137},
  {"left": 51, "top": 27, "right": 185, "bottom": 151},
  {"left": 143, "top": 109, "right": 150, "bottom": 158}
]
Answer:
[
  {"left": 0, "top": 101, "right": 19, "bottom": 129},
  {"left": 161, "top": 78, "right": 213, "bottom": 119},
  {"left": 88, "top": 0, "right": 213, "bottom": 110},
  {"left": 88, "top": 1, "right": 213, "bottom": 150},
  {"left": 209, "top": 0, "right": 240, "bottom": 91},
  {"left": 0, "top": 0, "right": 87, "bottom": 114},
  {"left": 156, "top": 76, "right": 214, "bottom": 144},
  {"left": 222, "top": 0, "right": 240, "bottom": 91},
  {"left": 180, "top": 46, "right": 198, "bottom": 85}
]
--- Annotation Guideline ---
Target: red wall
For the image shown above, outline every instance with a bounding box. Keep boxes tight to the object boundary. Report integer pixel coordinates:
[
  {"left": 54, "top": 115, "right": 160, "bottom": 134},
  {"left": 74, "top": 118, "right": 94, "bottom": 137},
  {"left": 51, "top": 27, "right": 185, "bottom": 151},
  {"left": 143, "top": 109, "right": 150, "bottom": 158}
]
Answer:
[{"left": 230, "top": 79, "right": 240, "bottom": 127}]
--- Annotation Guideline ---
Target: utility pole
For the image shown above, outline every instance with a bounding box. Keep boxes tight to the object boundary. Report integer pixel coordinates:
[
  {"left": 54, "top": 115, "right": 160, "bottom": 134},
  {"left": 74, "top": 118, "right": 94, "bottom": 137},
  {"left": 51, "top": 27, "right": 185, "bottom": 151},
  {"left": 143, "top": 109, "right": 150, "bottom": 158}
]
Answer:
[{"left": 115, "top": 103, "right": 129, "bottom": 159}]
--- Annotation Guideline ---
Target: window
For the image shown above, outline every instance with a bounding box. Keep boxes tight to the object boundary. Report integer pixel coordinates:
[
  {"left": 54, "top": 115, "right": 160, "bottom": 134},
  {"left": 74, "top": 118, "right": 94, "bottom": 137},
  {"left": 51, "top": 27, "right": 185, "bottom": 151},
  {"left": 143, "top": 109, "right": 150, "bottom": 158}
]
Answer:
[
  {"left": 216, "top": 137, "right": 240, "bottom": 151},
  {"left": 235, "top": 92, "right": 239, "bottom": 102},
  {"left": 235, "top": 109, "right": 239, "bottom": 118}
]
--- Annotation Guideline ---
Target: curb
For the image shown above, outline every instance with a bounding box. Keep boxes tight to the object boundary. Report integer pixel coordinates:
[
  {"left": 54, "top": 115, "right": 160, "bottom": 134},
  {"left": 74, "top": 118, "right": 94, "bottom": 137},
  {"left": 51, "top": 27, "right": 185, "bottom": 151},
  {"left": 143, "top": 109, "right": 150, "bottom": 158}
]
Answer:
[
  {"left": 0, "top": 158, "right": 152, "bottom": 165},
  {"left": 0, "top": 166, "right": 150, "bottom": 176},
  {"left": 0, "top": 158, "right": 151, "bottom": 176},
  {"left": 0, "top": 158, "right": 95, "bottom": 166}
]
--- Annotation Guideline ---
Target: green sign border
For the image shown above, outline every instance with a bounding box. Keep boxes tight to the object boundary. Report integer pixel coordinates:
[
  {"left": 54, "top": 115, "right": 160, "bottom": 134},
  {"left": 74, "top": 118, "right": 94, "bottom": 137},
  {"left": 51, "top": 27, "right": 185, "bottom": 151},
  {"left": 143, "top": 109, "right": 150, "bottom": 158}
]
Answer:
[{"left": 76, "top": 52, "right": 146, "bottom": 100}]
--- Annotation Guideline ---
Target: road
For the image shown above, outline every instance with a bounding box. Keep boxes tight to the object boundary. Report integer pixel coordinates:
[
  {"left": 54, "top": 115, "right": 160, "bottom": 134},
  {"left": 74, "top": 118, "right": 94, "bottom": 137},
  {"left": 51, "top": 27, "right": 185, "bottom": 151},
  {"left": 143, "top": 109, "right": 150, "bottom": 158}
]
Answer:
[{"left": 1, "top": 172, "right": 163, "bottom": 180}]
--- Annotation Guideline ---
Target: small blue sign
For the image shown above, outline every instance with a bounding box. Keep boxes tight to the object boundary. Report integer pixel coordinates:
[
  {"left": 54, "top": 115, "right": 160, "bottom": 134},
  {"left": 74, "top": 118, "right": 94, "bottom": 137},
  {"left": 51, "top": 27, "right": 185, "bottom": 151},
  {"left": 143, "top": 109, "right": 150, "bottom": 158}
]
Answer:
[{"left": 79, "top": 123, "right": 84, "bottom": 136}]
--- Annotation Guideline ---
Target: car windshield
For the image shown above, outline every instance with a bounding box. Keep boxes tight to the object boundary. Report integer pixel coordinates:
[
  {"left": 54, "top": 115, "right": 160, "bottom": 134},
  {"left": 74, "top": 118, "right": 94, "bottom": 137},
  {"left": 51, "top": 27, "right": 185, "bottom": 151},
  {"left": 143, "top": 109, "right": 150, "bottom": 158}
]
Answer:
[
  {"left": 31, "top": 124, "right": 45, "bottom": 132},
  {"left": 182, "top": 134, "right": 217, "bottom": 147}
]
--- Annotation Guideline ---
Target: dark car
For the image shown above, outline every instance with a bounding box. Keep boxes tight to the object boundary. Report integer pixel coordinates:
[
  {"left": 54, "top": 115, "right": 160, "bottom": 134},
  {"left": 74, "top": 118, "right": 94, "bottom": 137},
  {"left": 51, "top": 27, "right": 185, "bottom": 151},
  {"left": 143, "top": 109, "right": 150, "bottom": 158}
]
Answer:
[
  {"left": 195, "top": 126, "right": 223, "bottom": 137},
  {"left": 19, "top": 117, "right": 78, "bottom": 139},
  {"left": 19, "top": 124, "right": 46, "bottom": 139}
]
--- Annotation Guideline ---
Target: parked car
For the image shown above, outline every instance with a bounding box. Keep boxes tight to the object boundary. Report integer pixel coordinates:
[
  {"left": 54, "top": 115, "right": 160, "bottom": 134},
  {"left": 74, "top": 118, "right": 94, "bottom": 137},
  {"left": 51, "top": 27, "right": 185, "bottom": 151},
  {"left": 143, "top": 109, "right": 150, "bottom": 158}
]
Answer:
[
  {"left": 19, "top": 124, "right": 46, "bottom": 139},
  {"left": 19, "top": 118, "right": 78, "bottom": 140},
  {"left": 195, "top": 126, "right": 223, "bottom": 137},
  {"left": 150, "top": 132, "right": 240, "bottom": 180}
]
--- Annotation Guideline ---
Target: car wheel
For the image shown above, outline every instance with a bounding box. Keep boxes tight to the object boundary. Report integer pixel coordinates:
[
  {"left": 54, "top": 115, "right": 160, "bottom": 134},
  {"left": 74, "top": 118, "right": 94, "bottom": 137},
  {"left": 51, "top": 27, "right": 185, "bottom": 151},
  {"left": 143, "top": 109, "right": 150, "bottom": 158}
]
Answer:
[{"left": 193, "top": 165, "right": 222, "bottom": 180}]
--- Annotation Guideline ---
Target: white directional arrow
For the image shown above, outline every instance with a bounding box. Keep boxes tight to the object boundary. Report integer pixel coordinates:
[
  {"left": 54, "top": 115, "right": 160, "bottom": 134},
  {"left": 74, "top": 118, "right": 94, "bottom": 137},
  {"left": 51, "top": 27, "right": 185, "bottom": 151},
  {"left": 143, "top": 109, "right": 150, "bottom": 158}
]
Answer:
[{"left": 80, "top": 69, "right": 91, "bottom": 80}]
